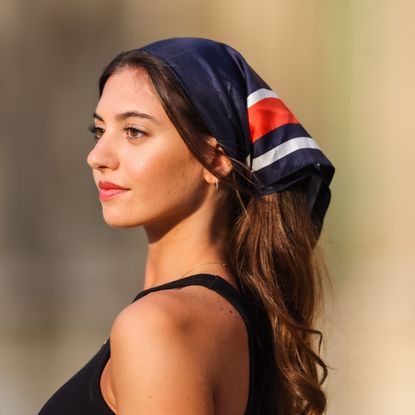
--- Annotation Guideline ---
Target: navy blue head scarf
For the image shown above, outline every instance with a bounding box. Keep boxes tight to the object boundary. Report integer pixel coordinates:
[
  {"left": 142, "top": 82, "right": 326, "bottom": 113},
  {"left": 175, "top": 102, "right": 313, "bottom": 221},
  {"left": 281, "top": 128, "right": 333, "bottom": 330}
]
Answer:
[{"left": 139, "top": 37, "right": 335, "bottom": 230}]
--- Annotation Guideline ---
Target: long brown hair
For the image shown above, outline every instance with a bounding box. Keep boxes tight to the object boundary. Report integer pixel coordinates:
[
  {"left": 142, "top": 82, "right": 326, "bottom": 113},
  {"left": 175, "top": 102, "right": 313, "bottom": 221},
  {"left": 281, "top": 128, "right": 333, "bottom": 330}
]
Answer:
[{"left": 97, "top": 50, "right": 328, "bottom": 415}]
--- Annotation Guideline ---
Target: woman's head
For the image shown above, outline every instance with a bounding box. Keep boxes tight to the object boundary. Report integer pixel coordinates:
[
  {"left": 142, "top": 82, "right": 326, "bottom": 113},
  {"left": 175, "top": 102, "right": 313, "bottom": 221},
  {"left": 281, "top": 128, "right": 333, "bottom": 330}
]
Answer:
[
  {"left": 93, "top": 38, "right": 334, "bottom": 234},
  {"left": 87, "top": 56, "right": 234, "bottom": 233}
]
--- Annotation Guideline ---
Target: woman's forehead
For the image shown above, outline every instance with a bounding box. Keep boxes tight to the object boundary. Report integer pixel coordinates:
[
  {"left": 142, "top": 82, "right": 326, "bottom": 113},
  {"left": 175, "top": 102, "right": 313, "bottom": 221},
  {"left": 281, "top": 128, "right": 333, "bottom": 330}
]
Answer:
[
  {"left": 101, "top": 68, "right": 155, "bottom": 100},
  {"left": 95, "top": 68, "right": 164, "bottom": 122}
]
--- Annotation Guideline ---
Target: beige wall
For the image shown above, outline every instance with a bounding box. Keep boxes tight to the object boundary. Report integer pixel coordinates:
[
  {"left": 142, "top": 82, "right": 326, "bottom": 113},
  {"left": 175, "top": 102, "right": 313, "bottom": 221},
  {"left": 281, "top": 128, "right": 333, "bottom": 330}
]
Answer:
[{"left": 1, "top": 1, "right": 414, "bottom": 413}]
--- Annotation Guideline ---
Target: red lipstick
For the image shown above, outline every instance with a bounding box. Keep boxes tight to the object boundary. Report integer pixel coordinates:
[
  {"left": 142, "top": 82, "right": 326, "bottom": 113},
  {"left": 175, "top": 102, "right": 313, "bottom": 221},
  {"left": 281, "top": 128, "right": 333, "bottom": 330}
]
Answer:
[{"left": 98, "top": 181, "right": 129, "bottom": 201}]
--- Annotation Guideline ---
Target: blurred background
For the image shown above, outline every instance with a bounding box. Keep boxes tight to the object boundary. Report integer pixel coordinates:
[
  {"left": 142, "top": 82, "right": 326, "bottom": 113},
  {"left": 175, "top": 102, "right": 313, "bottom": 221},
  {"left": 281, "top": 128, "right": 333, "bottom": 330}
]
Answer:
[{"left": 1, "top": 0, "right": 414, "bottom": 413}]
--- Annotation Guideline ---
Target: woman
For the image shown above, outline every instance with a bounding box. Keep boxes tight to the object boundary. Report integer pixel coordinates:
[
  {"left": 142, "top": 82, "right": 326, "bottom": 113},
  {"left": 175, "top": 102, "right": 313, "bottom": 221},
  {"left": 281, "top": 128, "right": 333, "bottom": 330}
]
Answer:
[{"left": 38, "top": 37, "right": 334, "bottom": 415}]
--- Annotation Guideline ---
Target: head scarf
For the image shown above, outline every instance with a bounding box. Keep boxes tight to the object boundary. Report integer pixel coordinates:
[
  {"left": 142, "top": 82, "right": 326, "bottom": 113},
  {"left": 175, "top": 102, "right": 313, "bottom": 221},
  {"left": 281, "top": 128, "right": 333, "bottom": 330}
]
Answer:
[{"left": 139, "top": 37, "right": 335, "bottom": 230}]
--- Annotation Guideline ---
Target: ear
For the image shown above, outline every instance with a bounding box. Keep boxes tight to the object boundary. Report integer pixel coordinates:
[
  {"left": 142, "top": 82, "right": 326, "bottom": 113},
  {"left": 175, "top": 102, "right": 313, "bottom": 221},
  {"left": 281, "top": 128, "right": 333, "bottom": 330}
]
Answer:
[{"left": 202, "top": 137, "right": 233, "bottom": 185}]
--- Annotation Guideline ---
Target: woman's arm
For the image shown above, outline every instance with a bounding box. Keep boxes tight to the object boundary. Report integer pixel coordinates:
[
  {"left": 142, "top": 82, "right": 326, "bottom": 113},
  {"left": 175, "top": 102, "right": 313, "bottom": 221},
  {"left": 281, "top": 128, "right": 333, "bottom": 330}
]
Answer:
[{"left": 109, "top": 294, "right": 216, "bottom": 415}]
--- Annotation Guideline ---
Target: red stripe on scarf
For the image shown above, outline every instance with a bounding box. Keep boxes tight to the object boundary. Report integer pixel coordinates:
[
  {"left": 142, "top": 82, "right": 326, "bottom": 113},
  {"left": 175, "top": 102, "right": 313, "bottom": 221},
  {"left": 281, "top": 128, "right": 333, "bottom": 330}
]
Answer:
[{"left": 248, "top": 97, "right": 299, "bottom": 143}]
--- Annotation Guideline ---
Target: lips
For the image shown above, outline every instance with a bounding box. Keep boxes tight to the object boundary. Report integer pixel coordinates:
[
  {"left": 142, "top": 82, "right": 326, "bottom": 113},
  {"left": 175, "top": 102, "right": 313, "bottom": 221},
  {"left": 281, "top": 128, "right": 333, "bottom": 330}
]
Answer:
[{"left": 98, "top": 181, "right": 129, "bottom": 201}]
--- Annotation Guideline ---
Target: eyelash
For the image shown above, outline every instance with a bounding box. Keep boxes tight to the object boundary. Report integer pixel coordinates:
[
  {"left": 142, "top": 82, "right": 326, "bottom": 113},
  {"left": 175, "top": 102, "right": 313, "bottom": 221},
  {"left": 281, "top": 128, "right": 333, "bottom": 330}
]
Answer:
[
  {"left": 87, "top": 124, "right": 146, "bottom": 141},
  {"left": 87, "top": 124, "right": 104, "bottom": 140}
]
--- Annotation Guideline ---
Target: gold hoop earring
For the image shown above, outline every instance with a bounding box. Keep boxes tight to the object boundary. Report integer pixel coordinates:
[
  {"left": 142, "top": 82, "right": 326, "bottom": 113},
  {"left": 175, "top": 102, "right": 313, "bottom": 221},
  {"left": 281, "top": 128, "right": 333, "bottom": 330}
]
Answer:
[{"left": 215, "top": 180, "right": 219, "bottom": 190}]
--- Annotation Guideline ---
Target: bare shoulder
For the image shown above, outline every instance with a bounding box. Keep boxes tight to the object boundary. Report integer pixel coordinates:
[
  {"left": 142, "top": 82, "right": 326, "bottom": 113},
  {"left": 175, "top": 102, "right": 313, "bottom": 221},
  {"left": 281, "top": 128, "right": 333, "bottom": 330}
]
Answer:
[
  {"left": 110, "top": 287, "right": 215, "bottom": 378},
  {"left": 111, "top": 288, "right": 194, "bottom": 337},
  {"left": 108, "top": 287, "right": 218, "bottom": 414},
  {"left": 108, "top": 285, "right": 249, "bottom": 414},
  {"left": 112, "top": 283, "right": 246, "bottom": 345}
]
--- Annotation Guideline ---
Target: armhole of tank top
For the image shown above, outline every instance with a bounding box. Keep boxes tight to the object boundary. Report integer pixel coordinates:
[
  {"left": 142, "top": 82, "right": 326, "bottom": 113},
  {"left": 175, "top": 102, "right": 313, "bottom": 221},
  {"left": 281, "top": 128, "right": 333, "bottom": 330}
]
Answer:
[
  {"left": 89, "top": 274, "right": 256, "bottom": 415},
  {"left": 88, "top": 340, "right": 116, "bottom": 415}
]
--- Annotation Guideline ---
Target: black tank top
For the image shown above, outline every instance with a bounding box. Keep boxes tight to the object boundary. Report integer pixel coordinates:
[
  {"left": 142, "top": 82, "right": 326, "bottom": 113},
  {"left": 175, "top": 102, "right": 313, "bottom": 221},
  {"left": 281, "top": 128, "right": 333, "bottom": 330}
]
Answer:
[{"left": 38, "top": 274, "right": 276, "bottom": 415}]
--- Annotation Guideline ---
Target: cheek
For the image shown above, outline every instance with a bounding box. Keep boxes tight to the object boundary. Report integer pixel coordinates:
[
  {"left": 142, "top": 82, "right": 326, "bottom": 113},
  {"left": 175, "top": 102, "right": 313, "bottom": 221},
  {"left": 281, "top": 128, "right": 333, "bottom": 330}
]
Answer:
[{"left": 124, "top": 144, "right": 204, "bottom": 207}]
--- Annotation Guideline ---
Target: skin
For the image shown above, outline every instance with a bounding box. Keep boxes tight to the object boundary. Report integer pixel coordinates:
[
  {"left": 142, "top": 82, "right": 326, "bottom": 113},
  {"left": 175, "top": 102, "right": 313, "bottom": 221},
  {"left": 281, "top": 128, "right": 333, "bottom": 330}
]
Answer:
[{"left": 87, "top": 68, "right": 249, "bottom": 414}]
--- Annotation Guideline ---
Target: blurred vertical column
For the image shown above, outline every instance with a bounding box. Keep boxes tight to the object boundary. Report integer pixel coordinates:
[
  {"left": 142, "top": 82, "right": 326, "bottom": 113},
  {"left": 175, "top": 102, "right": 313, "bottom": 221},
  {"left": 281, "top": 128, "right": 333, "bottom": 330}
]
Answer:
[
  {"left": 316, "top": 1, "right": 415, "bottom": 415},
  {"left": 0, "top": 1, "right": 130, "bottom": 414}
]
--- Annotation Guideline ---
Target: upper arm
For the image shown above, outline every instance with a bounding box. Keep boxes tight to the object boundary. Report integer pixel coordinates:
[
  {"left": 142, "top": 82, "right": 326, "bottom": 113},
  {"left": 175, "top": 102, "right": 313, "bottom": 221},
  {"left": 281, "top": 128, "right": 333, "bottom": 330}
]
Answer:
[{"left": 109, "top": 295, "right": 215, "bottom": 415}]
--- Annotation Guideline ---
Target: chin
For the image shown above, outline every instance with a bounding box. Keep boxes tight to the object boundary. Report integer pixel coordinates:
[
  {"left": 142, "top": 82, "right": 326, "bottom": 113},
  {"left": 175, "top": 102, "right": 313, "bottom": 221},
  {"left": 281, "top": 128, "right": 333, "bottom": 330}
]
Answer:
[
  {"left": 104, "top": 220, "right": 142, "bottom": 229},
  {"left": 101, "top": 209, "right": 144, "bottom": 228}
]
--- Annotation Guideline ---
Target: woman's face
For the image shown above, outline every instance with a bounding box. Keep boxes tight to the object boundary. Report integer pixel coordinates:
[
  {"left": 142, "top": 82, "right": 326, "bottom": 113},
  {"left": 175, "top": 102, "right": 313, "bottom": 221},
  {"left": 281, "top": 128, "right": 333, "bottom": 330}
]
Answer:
[{"left": 87, "top": 67, "right": 209, "bottom": 232}]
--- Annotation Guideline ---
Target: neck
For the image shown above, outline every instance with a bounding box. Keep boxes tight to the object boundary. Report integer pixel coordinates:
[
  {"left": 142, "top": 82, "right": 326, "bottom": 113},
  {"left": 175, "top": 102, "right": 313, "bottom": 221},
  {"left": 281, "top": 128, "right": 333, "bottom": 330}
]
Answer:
[{"left": 142, "top": 202, "right": 231, "bottom": 290}]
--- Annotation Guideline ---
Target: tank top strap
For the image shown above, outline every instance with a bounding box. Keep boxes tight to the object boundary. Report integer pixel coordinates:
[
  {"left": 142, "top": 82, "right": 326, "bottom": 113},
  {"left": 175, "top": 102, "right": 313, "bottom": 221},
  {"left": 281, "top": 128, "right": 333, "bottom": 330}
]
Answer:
[
  {"left": 131, "top": 273, "right": 257, "bottom": 414},
  {"left": 133, "top": 273, "right": 241, "bottom": 303},
  {"left": 132, "top": 274, "right": 257, "bottom": 339}
]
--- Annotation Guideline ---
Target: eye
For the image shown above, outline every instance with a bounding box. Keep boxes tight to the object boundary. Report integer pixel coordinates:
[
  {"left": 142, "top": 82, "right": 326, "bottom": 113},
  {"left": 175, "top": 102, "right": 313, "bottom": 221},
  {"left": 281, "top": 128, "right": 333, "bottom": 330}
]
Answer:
[
  {"left": 123, "top": 125, "right": 146, "bottom": 141},
  {"left": 88, "top": 124, "right": 104, "bottom": 140}
]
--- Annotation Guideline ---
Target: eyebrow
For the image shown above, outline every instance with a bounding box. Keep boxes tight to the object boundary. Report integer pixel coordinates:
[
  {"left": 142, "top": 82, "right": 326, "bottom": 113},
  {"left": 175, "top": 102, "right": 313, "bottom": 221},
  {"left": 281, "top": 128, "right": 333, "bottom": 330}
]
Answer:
[{"left": 93, "top": 110, "right": 157, "bottom": 123}]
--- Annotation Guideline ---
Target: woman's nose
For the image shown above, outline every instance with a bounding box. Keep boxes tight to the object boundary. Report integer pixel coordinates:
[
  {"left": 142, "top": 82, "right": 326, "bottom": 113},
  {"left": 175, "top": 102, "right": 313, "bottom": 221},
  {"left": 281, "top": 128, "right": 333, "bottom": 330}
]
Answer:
[{"left": 87, "top": 135, "right": 119, "bottom": 171}]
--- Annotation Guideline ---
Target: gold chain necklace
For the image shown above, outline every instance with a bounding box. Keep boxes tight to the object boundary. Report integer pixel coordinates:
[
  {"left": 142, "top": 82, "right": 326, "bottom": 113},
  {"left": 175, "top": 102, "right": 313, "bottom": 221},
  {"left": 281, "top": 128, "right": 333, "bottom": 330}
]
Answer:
[{"left": 177, "top": 261, "right": 228, "bottom": 279}]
